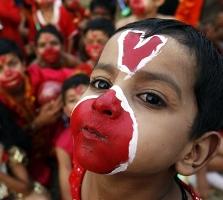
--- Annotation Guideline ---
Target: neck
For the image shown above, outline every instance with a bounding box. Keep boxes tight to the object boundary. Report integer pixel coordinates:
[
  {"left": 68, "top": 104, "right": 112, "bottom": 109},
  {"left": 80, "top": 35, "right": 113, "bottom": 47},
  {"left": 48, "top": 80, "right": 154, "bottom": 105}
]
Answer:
[
  {"left": 135, "top": 10, "right": 158, "bottom": 20},
  {"left": 82, "top": 171, "right": 183, "bottom": 200}
]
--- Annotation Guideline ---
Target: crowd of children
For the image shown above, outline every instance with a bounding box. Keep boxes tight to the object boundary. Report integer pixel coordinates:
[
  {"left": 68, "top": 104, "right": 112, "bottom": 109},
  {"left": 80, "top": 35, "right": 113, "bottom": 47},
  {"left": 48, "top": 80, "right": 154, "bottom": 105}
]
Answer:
[{"left": 0, "top": 0, "right": 222, "bottom": 199}]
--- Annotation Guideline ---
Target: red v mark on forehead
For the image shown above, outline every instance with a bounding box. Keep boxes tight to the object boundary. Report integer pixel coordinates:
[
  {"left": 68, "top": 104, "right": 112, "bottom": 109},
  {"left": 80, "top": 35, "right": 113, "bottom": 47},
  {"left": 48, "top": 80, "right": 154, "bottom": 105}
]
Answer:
[{"left": 117, "top": 30, "right": 168, "bottom": 75}]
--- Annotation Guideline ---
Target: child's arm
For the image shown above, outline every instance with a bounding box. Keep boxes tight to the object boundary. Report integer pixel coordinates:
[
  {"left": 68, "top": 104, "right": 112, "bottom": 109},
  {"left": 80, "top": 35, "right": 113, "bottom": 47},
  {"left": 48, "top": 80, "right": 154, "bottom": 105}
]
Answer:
[{"left": 55, "top": 147, "right": 72, "bottom": 200}]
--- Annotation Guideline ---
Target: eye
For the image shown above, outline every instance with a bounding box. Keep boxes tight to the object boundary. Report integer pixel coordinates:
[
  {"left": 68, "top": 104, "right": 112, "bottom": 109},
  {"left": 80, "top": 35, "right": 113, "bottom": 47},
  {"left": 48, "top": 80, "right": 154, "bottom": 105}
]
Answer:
[
  {"left": 137, "top": 92, "right": 166, "bottom": 108},
  {"left": 90, "top": 78, "right": 112, "bottom": 90}
]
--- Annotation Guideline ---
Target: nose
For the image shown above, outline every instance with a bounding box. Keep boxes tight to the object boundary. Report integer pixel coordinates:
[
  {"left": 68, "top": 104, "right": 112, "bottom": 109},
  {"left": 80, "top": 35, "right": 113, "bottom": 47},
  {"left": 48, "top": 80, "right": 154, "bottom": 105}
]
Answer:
[{"left": 92, "top": 90, "right": 122, "bottom": 119}]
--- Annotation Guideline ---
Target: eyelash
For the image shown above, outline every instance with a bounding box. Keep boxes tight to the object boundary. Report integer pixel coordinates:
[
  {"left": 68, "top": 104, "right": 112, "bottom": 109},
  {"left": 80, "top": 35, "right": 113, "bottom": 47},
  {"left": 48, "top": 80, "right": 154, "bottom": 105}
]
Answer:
[
  {"left": 90, "top": 78, "right": 167, "bottom": 108},
  {"left": 90, "top": 78, "right": 112, "bottom": 90},
  {"left": 137, "top": 91, "right": 167, "bottom": 108}
]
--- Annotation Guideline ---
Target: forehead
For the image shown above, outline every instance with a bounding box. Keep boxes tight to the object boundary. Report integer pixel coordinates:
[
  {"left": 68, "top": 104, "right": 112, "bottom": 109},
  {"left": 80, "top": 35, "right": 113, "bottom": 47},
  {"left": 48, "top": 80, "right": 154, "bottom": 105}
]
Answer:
[
  {"left": 99, "top": 31, "right": 194, "bottom": 71},
  {"left": 38, "top": 33, "right": 59, "bottom": 42}
]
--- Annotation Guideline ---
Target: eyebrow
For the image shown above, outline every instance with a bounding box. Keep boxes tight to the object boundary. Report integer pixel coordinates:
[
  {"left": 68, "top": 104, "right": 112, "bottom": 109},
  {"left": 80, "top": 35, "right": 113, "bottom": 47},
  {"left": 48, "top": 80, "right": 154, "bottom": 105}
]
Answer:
[
  {"left": 94, "top": 63, "right": 117, "bottom": 75},
  {"left": 137, "top": 70, "right": 182, "bottom": 100}
]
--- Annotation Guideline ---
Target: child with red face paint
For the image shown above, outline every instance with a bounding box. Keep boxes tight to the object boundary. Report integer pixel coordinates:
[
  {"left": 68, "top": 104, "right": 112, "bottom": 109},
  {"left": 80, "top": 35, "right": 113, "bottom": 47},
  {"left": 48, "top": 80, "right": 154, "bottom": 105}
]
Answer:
[
  {"left": 116, "top": 0, "right": 174, "bottom": 29},
  {"left": 0, "top": 38, "right": 64, "bottom": 187},
  {"left": 76, "top": 18, "right": 115, "bottom": 74},
  {"left": 54, "top": 74, "right": 89, "bottom": 200},
  {"left": 27, "top": 0, "right": 78, "bottom": 53},
  {"left": 69, "top": 18, "right": 223, "bottom": 200}
]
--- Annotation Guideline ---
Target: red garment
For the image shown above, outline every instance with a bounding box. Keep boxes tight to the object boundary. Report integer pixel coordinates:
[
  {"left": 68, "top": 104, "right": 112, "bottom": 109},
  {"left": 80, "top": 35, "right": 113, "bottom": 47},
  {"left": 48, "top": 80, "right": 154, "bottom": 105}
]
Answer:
[
  {"left": 0, "top": 0, "right": 24, "bottom": 48},
  {"left": 70, "top": 160, "right": 202, "bottom": 200},
  {"left": 54, "top": 127, "right": 73, "bottom": 160},
  {"left": 28, "top": 5, "right": 78, "bottom": 48},
  {"left": 27, "top": 63, "right": 92, "bottom": 96}
]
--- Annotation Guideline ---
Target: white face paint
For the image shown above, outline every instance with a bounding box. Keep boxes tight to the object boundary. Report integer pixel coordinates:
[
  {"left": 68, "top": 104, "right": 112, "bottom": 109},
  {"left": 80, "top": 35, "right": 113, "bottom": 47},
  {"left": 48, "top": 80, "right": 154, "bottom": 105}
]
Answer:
[
  {"left": 117, "top": 30, "right": 168, "bottom": 78},
  {"left": 107, "top": 85, "right": 138, "bottom": 175}
]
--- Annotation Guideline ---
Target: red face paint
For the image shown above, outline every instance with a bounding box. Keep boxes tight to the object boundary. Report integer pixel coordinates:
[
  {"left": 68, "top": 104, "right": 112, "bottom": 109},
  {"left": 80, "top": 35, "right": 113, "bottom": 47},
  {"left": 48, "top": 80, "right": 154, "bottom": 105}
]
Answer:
[
  {"left": 0, "top": 69, "right": 24, "bottom": 90},
  {"left": 37, "top": 81, "right": 62, "bottom": 105},
  {"left": 85, "top": 44, "right": 104, "bottom": 61},
  {"left": 120, "top": 31, "right": 164, "bottom": 73},
  {"left": 70, "top": 90, "right": 133, "bottom": 173},
  {"left": 41, "top": 47, "right": 60, "bottom": 65},
  {"left": 0, "top": 55, "right": 7, "bottom": 65},
  {"left": 129, "top": 0, "right": 147, "bottom": 16}
]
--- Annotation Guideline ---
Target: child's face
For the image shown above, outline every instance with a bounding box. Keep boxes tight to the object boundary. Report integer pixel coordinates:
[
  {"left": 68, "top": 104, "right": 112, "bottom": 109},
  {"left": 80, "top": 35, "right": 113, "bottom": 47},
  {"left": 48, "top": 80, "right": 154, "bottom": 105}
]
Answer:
[
  {"left": 71, "top": 30, "right": 197, "bottom": 175},
  {"left": 36, "top": 33, "right": 62, "bottom": 65},
  {"left": 129, "top": 0, "right": 157, "bottom": 16},
  {"left": 0, "top": 53, "right": 25, "bottom": 91},
  {"left": 84, "top": 30, "right": 109, "bottom": 62},
  {"left": 64, "top": 84, "right": 88, "bottom": 117}
]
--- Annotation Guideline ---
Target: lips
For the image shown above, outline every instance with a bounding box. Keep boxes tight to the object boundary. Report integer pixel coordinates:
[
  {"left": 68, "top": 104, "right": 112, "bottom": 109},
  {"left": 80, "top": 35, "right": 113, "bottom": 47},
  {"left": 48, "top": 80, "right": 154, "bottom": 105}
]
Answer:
[{"left": 81, "top": 126, "right": 107, "bottom": 141}]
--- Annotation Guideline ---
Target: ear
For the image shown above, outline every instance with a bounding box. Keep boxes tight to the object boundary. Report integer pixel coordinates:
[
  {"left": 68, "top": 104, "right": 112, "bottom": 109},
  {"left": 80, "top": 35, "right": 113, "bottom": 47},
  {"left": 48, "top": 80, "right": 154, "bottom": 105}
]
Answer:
[
  {"left": 175, "top": 131, "right": 221, "bottom": 176},
  {"left": 154, "top": 0, "right": 165, "bottom": 8}
]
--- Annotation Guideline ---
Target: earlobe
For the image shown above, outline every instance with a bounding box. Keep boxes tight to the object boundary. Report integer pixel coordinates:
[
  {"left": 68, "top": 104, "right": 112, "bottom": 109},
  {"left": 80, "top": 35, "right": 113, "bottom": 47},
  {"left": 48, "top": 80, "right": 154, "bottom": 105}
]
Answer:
[{"left": 175, "top": 131, "right": 221, "bottom": 176}]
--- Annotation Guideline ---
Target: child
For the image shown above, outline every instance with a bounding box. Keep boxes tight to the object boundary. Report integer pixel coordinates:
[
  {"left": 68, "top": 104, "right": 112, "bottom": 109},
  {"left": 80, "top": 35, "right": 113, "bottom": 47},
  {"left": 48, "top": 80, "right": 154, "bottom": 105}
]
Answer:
[
  {"left": 54, "top": 74, "right": 89, "bottom": 200},
  {"left": 77, "top": 18, "right": 115, "bottom": 74},
  {"left": 116, "top": 0, "right": 173, "bottom": 29},
  {"left": 69, "top": 18, "right": 223, "bottom": 200}
]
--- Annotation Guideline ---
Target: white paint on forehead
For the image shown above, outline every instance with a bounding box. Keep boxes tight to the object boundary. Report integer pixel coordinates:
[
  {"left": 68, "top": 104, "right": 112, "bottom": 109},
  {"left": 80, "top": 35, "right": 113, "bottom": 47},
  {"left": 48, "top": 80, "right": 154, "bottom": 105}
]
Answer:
[
  {"left": 70, "top": 95, "right": 99, "bottom": 117},
  {"left": 107, "top": 85, "right": 138, "bottom": 175},
  {"left": 117, "top": 29, "right": 168, "bottom": 78}
]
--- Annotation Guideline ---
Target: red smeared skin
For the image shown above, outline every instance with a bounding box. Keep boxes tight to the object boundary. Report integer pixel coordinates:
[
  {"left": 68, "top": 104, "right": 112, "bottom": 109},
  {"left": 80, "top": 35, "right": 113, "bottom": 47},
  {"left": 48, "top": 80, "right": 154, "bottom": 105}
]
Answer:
[
  {"left": 0, "top": 69, "right": 24, "bottom": 90},
  {"left": 122, "top": 32, "right": 163, "bottom": 72},
  {"left": 0, "top": 55, "right": 7, "bottom": 65},
  {"left": 70, "top": 90, "right": 134, "bottom": 174},
  {"left": 85, "top": 44, "right": 104, "bottom": 61},
  {"left": 130, "top": 0, "right": 147, "bottom": 16},
  {"left": 41, "top": 47, "right": 60, "bottom": 64}
]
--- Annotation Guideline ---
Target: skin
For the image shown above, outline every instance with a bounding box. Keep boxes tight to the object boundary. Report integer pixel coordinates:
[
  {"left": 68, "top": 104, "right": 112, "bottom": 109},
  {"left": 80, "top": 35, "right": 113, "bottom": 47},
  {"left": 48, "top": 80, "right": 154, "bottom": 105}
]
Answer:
[
  {"left": 83, "top": 30, "right": 109, "bottom": 65},
  {"left": 0, "top": 54, "right": 25, "bottom": 94},
  {"left": 70, "top": 30, "right": 220, "bottom": 200}
]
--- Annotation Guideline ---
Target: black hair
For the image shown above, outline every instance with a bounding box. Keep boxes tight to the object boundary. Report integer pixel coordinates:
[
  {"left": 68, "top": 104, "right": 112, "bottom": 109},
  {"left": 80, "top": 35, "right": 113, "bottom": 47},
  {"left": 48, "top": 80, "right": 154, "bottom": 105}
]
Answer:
[
  {"left": 116, "top": 18, "right": 223, "bottom": 139},
  {"left": 0, "top": 102, "right": 31, "bottom": 151},
  {"left": 35, "top": 24, "right": 64, "bottom": 44},
  {"left": 62, "top": 73, "right": 90, "bottom": 104},
  {"left": 89, "top": 0, "right": 117, "bottom": 20},
  {"left": 83, "top": 18, "right": 115, "bottom": 38},
  {"left": 0, "top": 38, "right": 24, "bottom": 61}
]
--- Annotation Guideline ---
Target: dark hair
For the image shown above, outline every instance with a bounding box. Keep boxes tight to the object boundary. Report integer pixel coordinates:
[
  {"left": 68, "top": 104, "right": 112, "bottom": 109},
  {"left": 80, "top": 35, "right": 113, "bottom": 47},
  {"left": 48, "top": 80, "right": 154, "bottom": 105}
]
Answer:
[
  {"left": 116, "top": 18, "right": 223, "bottom": 139},
  {"left": 0, "top": 102, "right": 31, "bottom": 151},
  {"left": 62, "top": 74, "right": 90, "bottom": 104},
  {"left": 89, "top": 0, "right": 117, "bottom": 20},
  {"left": 35, "top": 24, "right": 64, "bottom": 44},
  {"left": 0, "top": 38, "right": 24, "bottom": 61},
  {"left": 83, "top": 18, "right": 115, "bottom": 38}
]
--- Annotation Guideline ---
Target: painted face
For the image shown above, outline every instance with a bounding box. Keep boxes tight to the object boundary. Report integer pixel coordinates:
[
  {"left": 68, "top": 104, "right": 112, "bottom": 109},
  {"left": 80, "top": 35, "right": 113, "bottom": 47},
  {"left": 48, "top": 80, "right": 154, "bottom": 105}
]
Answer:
[
  {"left": 71, "top": 85, "right": 138, "bottom": 174},
  {"left": 63, "top": 84, "right": 88, "bottom": 117},
  {"left": 71, "top": 30, "right": 197, "bottom": 176},
  {"left": 0, "top": 54, "right": 25, "bottom": 91},
  {"left": 37, "top": 33, "right": 62, "bottom": 65},
  {"left": 129, "top": 0, "right": 147, "bottom": 16},
  {"left": 84, "top": 30, "right": 109, "bottom": 62}
]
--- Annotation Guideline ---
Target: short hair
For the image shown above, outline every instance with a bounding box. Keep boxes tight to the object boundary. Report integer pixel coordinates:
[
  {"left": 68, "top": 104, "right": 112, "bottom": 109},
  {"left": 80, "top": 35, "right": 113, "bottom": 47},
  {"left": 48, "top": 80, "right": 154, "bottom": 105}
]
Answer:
[
  {"left": 35, "top": 24, "right": 64, "bottom": 44},
  {"left": 89, "top": 0, "right": 117, "bottom": 20},
  {"left": 83, "top": 18, "right": 115, "bottom": 38},
  {"left": 0, "top": 38, "right": 24, "bottom": 61},
  {"left": 116, "top": 18, "right": 223, "bottom": 139},
  {"left": 62, "top": 73, "right": 90, "bottom": 104}
]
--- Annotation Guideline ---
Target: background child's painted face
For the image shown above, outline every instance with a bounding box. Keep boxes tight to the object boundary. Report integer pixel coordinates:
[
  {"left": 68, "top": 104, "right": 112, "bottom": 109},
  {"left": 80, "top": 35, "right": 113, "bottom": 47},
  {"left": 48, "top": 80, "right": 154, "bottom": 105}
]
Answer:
[
  {"left": 71, "top": 30, "right": 197, "bottom": 175},
  {"left": 37, "top": 33, "right": 62, "bottom": 65},
  {"left": 84, "top": 30, "right": 109, "bottom": 62},
  {"left": 0, "top": 54, "right": 25, "bottom": 91},
  {"left": 64, "top": 84, "right": 88, "bottom": 117}
]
